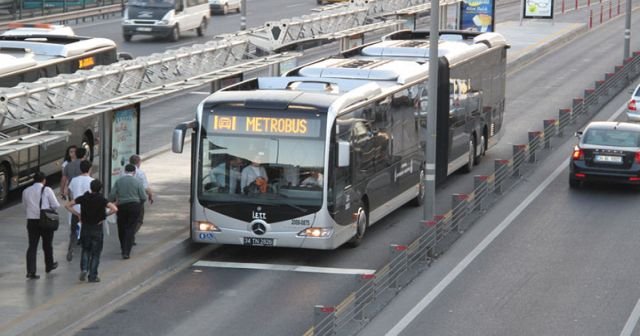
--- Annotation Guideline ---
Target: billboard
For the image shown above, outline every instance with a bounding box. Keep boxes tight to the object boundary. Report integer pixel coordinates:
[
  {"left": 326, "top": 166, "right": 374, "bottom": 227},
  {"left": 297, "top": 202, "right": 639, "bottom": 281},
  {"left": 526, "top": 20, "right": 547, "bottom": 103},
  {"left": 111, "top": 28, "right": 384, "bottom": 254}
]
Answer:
[
  {"left": 459, "top": 0, "right": 496, "bottom": 32},
  {"left": 109, "top": 104, "right": 140, "bottom": 187},
  {"left": 523, "top": 0, "right": 554, "bottom": 18}
]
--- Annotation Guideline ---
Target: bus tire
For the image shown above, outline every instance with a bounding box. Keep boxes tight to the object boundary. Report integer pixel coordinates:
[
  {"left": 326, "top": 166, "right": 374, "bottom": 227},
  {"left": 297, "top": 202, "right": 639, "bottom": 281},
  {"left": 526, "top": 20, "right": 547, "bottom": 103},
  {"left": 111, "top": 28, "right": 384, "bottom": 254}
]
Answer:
[
  {"left": 410, "top": 168, "right": 425, "bottom": 206},
  {"left": 0, "top": 165, "right": 8, "bottom": 207},
  {"left": 347, "top": 205, "right": 368, "bottom": 247},
  {"left": 123, "top": 34, "right": 132, "bottom": 42},
  {"left": 461, "top": 136, "right": 475, "bottom": 174},
  {"left": 474, "top": 133, "right": 486, "bottom": 165},
  {"left": 169, "top": 26, "right": 180, "bottom": 42},
  {"left": 197, "top": 19, "right": 207, "bottom": 36}
]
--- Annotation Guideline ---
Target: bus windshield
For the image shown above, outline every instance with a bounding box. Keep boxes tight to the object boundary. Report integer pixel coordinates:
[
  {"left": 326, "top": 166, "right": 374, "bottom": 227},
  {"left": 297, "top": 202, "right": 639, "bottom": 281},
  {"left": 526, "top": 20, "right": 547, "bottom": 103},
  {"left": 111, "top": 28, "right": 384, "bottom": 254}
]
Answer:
[{"left": 198, "top": 109, "right": 326, "bottom": 209}]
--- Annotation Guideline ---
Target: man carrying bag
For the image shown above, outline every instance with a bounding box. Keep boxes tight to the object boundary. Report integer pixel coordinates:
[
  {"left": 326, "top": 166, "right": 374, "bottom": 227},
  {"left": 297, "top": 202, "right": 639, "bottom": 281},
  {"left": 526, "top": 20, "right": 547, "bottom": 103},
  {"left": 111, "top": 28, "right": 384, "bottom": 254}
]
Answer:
[{"left": 22, "top": 172, "right": 60, "bottom": 280}]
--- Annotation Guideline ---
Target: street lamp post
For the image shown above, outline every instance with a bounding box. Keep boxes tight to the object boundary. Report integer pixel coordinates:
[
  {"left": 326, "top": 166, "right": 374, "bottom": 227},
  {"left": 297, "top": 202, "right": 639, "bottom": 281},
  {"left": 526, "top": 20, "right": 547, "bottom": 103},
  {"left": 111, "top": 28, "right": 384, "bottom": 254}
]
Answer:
[
  {"left": 624, "top": 0, "right": 631, "bottom": 60},
  {"left": 424, "top": 0, "right": 439, "bottom": 221},
  {"left": 241, "top": 0, "right": 247, "bottom": 31}
]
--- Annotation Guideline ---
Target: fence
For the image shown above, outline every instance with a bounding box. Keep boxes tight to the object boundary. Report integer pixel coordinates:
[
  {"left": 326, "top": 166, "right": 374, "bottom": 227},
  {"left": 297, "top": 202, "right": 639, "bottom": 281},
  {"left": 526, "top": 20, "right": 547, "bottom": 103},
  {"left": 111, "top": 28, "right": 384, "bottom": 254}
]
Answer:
[{"left": 303, "top": 49, "right": 640, "bottom": 336}]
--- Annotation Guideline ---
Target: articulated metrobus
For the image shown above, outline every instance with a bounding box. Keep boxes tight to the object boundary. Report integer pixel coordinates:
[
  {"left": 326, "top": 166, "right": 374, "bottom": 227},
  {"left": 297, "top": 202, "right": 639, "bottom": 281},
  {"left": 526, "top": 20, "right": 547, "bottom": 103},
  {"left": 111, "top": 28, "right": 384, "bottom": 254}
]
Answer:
[
  {"left": 0, "top": 25, "right": 122, "bottom": 205},
  {"left": 172, "top": 30, "right": 507, "bottom": 249}
]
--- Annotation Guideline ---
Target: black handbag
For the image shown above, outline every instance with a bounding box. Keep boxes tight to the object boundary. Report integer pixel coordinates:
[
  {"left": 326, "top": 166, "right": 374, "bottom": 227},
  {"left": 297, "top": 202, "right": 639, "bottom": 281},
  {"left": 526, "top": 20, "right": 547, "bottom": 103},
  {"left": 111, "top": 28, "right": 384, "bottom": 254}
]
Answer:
[{"left": 39, "top": 186, "right": 59, "bottom": 231}]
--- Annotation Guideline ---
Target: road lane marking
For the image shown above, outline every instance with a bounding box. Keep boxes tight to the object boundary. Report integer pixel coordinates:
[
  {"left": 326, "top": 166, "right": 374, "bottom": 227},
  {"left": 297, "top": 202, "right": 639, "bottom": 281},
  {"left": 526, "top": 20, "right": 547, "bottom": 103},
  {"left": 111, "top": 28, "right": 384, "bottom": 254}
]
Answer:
[
  {"left": 193, "top": 261, "right": 375, "bottom": 275},
  {"left": 189, "top": 91, "right": 211, "bottom": 95},
  {"left": 387, "top": 104, "right": 627, "bottom": 336}
]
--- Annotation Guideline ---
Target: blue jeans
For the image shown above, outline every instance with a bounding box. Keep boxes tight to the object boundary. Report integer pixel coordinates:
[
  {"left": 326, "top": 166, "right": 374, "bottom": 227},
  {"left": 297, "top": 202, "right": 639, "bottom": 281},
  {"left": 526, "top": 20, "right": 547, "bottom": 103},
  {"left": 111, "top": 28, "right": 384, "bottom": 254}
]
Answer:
[{"left": 80, "top": 231, "right": 103, "bottom": 280}]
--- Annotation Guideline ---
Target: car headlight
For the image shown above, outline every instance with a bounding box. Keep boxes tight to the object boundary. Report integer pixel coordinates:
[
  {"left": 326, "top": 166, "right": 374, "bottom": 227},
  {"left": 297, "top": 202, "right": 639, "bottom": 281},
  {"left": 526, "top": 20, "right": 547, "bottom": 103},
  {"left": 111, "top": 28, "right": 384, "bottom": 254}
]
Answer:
[
  {"left": 297, "top": 227, "right": 332, "bottom": 238},
  {"left": 160, "top": 10, "right": 175, "bottom": 25}
]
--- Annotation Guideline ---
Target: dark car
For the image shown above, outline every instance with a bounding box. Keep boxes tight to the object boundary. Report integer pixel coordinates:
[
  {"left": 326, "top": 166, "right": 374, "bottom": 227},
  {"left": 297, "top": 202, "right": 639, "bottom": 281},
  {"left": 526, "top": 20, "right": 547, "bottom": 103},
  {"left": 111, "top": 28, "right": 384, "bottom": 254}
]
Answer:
[{"left": 569, "top": 121, "right": 640, "bottom": 188}]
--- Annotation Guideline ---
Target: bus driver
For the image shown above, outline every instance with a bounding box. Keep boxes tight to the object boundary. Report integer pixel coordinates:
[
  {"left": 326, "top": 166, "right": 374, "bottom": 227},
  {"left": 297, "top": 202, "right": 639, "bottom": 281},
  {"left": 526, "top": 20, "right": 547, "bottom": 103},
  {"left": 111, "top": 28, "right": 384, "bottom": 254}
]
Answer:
[{"left": 241, "top": 154, "right": 268, "bottom": 194}]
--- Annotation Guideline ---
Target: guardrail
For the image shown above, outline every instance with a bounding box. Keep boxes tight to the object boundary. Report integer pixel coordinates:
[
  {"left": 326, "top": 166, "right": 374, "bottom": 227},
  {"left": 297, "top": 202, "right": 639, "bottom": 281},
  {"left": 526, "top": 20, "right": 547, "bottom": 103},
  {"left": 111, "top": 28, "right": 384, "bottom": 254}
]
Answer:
[
  {"left": 303, "top": 50, "right": 640, "bottom": 336},
  {"left": 0, "top": 3, "right": 122, "bottom": 30}
]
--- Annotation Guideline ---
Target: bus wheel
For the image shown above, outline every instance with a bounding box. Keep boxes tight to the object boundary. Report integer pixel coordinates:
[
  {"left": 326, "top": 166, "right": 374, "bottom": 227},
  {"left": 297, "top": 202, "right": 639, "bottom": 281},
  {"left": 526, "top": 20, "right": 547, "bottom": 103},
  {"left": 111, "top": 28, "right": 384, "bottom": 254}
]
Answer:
[
  {"left": 123, "top": 34, "right": 132, "bottom": 42},
  {"left": 169, "top": 26, "right": 180, "bottom": 42},
  {"left": 410, "top": 168, "right": 425, "bottom": 206},
  {"left": 0, "top": 166, "right": 8, "bottom": 207},
  {"left": 347, "top": 206, "right": 368, "bottom": 247},
  {"left": 474, "top": 133, "right": 486, "bottom": 165},
  {"left": 462, "top": 136, "right": 475, "bottom": 173},
  {"left": 196, "top": 19, "right": 207, "bottom": 36}
]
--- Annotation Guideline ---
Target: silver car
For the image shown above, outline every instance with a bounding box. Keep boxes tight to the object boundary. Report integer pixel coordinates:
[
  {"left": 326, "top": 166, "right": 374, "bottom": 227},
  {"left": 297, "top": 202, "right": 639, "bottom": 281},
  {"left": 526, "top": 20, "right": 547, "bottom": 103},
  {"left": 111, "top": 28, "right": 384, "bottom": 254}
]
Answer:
[
  {"left": 209, "top": 0, "right": 241, "bottom": 14},
  {"left": 626, "top": 83, "right": 640, "bottom": 121}
]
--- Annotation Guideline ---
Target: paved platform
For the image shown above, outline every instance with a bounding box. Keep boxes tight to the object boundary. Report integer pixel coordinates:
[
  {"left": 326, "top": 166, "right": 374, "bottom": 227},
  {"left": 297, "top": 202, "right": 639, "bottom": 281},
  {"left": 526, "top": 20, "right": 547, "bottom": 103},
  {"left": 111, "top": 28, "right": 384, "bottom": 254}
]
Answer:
[{"left": 0, "top": 20, "right": 587, "bottom": 336}]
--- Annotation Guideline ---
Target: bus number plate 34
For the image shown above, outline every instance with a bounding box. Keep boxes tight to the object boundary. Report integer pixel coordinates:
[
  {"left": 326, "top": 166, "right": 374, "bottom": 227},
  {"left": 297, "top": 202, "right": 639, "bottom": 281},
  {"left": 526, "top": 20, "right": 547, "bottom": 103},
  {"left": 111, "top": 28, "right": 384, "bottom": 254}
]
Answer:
[{"left": 243, "top": 237, "right": 274, "bottom": 247}]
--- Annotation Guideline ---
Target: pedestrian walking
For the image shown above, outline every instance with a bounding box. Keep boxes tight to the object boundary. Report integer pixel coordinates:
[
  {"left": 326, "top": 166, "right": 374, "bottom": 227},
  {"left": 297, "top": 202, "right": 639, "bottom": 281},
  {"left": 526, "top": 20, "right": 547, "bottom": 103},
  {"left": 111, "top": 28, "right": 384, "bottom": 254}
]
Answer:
[
  {"left": 59, "top": 145, "right": 77, "bottom": 199},
  {"left": 22, "top": 172, "right": 60, "bottom": 280},
  {"left": 109, "top": 164, "right": 147, "bottom": 259},
  {"left": 61, "top": 146, "right": 88, "bottom": 255},
  {"left": 127, "top": 154, "right": 153, "bottom": 244},
  {"left": 66, "top": 160, "right": 94, "bottom": 262},
  {"left": 66, "top": 179, "right": 117, "bottom": 283}
]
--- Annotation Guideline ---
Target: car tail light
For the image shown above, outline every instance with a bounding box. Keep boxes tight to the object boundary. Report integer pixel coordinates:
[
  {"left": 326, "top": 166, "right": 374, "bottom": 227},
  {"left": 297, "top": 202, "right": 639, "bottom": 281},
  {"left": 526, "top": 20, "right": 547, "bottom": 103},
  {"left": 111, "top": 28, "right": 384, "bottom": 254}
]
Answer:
[
  {"left": 629, "top": 100, "right": 638, "bottom": 111},
  {"left": 635, "top": 151, "right": 640, "bottom": 164},
  {"left": 572, "top": 146, "right": 583, "bottom": 160}
]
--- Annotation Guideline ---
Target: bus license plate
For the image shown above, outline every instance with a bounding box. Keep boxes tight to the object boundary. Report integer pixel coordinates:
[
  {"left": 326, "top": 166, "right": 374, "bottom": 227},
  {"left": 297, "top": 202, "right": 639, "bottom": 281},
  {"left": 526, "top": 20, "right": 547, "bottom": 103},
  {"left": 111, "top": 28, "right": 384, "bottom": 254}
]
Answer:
[
  {"left": 243, "top": 237, "right": 274, "bottom": 247},
  {"left": 137, "top": 27, "right": 152, "bottom": 32},
  {"left": 595, "top": 155, "right": 622, "bottom": 163}
]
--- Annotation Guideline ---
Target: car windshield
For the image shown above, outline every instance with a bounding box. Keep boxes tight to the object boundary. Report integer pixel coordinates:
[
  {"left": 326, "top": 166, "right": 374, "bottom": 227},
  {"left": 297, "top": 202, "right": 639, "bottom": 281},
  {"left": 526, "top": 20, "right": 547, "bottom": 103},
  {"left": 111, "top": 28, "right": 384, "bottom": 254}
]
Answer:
[
  {"left": 583, "top": 128, "right": 640, "bottom": 147},
  {"left": 131, "top": 0, "right": 175, "bottom": 8}
]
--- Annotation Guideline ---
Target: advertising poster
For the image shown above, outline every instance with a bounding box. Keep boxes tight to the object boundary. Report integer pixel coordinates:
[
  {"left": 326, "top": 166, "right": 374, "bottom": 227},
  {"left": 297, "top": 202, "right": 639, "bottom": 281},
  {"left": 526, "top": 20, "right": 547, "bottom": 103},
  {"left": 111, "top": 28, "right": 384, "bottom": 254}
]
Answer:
[
  {"left": 459, "top": 0, "right": 495, "bottom": 32},
  {"left": 523, "top": 0, "right": 554, "bottom": 18},
  {"left": 110, "top": 106, "right": 139, "bottom": 187}
]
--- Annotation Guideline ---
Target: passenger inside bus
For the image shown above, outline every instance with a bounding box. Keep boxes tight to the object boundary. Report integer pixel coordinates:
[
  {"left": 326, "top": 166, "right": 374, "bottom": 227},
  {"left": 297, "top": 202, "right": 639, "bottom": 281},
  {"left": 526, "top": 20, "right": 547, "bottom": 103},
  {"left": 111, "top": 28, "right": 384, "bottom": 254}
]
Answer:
[
  {"left": 210, "top": 156, "right": 244, "bottom": 193},
  {"left": 241, "top": 154, "right": 269, "bottom": 194},
  {"left": 300, "top": 170, "right": 323, "bottom": 188}
]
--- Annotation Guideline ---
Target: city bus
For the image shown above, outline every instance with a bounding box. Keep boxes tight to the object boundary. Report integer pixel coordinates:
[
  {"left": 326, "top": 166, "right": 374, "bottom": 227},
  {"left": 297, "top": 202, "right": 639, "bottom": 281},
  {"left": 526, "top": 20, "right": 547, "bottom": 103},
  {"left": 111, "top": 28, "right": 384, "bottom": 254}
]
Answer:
[
  {"left": 0, "top": 25, "right": 122, "bottom": 205},
  {"left": 171, "top": 30, "right": 507, "bottom": 249}
]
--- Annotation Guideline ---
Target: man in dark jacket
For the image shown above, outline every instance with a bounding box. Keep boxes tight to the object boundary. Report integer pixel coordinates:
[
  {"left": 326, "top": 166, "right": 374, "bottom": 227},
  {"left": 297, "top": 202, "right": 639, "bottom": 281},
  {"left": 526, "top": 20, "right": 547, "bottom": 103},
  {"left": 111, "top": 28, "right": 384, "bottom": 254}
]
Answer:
[
  {"left": 109, "top": 164, "right": 147, "bottom": 259},
  {"left": 66, "top": 179, "right": 118, "bottom": 283}
]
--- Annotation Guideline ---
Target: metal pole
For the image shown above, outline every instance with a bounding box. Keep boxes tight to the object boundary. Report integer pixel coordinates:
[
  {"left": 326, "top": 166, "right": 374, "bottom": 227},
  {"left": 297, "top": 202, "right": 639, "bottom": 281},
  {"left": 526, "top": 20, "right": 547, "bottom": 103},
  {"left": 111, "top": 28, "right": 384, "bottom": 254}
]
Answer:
[
  {"left": 424, "top": 0, "right": 439, "bottom": 221},
  {"left": 240, "top": 0, "right": 247, "bottom": 31},
  {"left": 624, "top": 0, "right": 631, "bottom": 59}
]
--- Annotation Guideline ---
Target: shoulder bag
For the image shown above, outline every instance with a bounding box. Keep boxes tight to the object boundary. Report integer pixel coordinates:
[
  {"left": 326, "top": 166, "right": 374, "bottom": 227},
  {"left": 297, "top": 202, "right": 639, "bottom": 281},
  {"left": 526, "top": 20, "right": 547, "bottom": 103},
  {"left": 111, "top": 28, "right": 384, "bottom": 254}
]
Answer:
[{"left": 39, "top": 186, "right": 59, "bottom": 231}]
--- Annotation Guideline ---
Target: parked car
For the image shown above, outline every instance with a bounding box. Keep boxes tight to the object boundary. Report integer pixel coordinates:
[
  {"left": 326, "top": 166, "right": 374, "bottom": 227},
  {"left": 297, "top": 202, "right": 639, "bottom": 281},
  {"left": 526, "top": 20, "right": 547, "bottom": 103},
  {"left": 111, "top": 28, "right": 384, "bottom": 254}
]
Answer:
[
  {"left": 209, "top": 0, "right": 240, "bottom": 14},
  {"left": 569, "top": 121, "right": 640, "bottom": 188},
  {"left": 626, "top": 83, "right": 640, "bottom": 121}
]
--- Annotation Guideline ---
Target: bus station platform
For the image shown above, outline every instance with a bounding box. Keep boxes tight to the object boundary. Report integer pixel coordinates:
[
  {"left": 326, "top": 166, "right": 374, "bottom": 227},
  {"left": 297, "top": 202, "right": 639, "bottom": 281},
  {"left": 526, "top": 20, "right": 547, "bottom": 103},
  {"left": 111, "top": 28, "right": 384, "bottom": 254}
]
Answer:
[{"left": 0, "top": 20, "right": 587, "bottom": 336}]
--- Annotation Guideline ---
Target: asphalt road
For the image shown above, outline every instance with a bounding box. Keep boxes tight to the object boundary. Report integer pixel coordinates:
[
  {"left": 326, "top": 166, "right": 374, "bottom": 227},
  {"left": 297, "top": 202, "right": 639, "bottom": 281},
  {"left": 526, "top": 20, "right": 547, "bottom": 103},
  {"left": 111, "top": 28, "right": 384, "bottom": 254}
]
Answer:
[{"left": 51, "top": 2, "right": 640, "bottom": 336}]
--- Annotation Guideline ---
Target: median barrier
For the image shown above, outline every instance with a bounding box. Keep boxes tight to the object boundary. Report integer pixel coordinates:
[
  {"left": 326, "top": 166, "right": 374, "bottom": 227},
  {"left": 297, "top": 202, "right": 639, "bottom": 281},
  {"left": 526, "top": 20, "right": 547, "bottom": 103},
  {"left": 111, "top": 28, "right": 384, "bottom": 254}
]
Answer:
[{"left": 304, "top": 48, "right": 640, "bottom": 336}]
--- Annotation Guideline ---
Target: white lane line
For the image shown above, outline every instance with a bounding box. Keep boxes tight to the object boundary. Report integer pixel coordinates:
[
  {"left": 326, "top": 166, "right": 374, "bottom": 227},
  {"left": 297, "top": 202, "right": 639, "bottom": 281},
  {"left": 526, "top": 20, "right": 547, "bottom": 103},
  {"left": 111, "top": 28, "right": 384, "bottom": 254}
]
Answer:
[
  {"left": 193, "top": 261, "right": 376, "bottom": 275},
  {"left": 388, "top": 104, "right": 628, "bottom": 336},
  {"left": 189, "top": 91, "right": 211, "bottom": 95}
]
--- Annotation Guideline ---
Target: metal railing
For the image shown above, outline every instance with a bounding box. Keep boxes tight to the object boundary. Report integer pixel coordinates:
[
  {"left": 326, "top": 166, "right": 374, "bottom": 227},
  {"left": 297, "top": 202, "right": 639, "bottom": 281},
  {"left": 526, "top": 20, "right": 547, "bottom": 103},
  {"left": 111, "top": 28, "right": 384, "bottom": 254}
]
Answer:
[{"left": 304, "top": 49, "right": 640, "bottom": 336}]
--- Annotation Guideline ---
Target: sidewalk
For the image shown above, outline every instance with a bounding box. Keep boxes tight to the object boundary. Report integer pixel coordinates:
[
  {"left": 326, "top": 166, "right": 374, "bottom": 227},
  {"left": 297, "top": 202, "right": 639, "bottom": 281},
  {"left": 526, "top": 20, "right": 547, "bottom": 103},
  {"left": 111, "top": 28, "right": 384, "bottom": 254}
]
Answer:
[{"left": 0, "top": 20, "right": 587, "bottom": 336}]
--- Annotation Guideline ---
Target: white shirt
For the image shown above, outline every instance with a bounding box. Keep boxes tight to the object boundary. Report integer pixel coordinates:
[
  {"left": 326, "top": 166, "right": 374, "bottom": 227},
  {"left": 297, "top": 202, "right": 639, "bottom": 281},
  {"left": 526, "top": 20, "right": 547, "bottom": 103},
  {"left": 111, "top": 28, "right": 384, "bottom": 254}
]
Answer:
[
  {"left": 69, "top": 174, "right": 93, "bottom": 212},
  {"left": 241, "top": 165, "right": 268, "bottom": 190},
  {"left": 23, "top": 182, "right": 60, "bottom": 220}
]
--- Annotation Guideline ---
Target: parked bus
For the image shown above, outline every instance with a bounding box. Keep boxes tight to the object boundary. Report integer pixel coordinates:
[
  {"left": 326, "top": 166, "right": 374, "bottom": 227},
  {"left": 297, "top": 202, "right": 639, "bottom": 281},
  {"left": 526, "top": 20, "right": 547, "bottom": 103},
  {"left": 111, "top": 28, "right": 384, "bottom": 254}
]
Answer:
[
  {"left": 0, "top": 24, "right": 124, "bottom": 205},
  {"left": 171, "top": 30, "right": 507, "bottom": 249}
]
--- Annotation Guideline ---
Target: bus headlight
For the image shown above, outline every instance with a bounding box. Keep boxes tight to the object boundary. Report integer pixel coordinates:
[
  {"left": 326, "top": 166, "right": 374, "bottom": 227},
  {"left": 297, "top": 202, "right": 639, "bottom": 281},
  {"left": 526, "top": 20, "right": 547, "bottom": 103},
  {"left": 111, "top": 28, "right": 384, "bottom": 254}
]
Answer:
[
  {"left": 196, "top": 221, "right": 220, "bottom": 232},
  {"left": 297, "top": 228, "right": 332, "bottom": 238}
]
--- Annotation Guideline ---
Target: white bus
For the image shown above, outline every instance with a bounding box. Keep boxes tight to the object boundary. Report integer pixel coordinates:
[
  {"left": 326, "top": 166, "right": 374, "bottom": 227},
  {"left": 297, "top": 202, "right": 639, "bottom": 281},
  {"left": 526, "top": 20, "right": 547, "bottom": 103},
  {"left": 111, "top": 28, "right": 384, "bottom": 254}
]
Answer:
[
  {"left": 0, "top": 25, "right": 123, "bottom": 205},
  {"left": 172, "top": 30, "right": 508, "bottom": 249}
]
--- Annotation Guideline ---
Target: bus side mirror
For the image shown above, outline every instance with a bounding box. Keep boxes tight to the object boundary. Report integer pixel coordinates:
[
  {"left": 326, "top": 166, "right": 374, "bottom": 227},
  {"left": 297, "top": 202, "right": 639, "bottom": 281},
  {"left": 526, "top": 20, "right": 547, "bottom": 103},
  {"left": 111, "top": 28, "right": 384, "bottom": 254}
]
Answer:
[
  {"left": 338, "top": 141, "right": 350, "bottom": 167},
  {"left": 172, "top": 120, "right": 197, "bottom": 153}
]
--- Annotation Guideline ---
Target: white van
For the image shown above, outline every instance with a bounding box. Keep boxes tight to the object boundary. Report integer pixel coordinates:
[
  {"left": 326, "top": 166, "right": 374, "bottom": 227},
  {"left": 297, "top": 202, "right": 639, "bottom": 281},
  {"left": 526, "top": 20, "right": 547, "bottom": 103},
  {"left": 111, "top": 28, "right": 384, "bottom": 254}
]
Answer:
[
  {"left": 122, "top": 0, "right": 210, "bottom": 42},
  {"left": 209, "top": 0, "right": 241, "bottom": 15}
]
